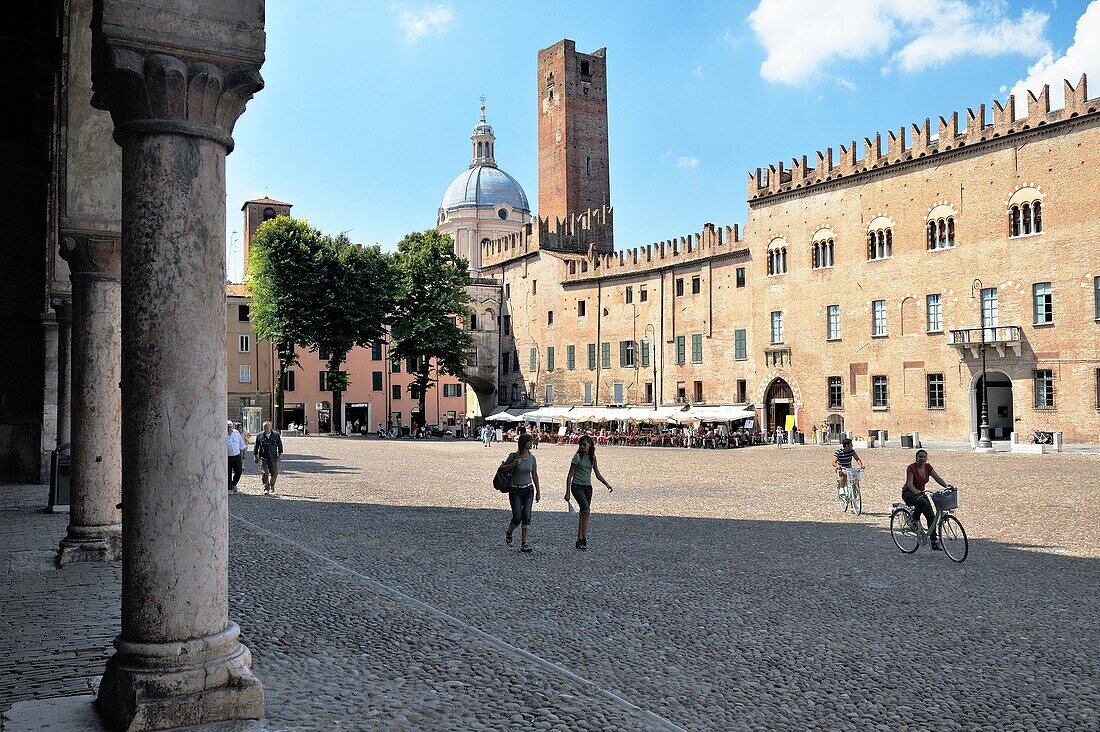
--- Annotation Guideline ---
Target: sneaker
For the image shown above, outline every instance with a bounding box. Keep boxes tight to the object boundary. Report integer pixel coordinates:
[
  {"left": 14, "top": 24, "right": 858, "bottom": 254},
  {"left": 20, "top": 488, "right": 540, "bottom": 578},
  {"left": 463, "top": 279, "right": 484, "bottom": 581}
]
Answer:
[
  {"left": 575, "top": 540, "right": 584, "bottom": 551},
  {"left": 520, "top": 543, "right": 532, "bottom": 554}
]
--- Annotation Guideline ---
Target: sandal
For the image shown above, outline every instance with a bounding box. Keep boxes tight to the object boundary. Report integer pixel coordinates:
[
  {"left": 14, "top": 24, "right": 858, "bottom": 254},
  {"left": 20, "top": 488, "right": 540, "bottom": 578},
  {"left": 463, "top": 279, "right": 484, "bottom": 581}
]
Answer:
[
  {"left": 520, "top": 543, "right": 532, "bottom": 553},
  {"left": 506, "top": 532, "right": 514, "bottom": 547}
]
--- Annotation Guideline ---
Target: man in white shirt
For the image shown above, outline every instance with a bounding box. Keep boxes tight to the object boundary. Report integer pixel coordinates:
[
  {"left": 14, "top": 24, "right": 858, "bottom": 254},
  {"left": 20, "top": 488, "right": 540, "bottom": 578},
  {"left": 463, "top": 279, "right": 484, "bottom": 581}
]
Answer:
[{"left": 226, "top": 421, "right": 247, "bottom": 492}]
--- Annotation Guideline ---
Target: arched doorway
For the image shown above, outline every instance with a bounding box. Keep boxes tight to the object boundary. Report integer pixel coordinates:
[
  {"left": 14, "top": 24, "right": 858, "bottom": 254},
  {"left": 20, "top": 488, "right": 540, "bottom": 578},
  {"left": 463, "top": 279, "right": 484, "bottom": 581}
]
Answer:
[
  {"left": 764, "top": 378, "right": 794, "bottom": 433},
  {"left": 972, "top": 371, "right": 1013, "bottom": 440},
  {"left": 826, "top": 413, "right": 845, "bottom": 442}
]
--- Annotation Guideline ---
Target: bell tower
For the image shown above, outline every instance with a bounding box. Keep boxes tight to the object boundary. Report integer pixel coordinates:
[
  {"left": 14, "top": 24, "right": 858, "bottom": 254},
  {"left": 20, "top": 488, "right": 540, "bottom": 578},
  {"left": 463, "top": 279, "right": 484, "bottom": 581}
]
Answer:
[
  {"left": 241, "top": 196, "right": 293, "bottom": 276},
  {"left": 537, "top": 39, "right": 611, "bottom": 239}
]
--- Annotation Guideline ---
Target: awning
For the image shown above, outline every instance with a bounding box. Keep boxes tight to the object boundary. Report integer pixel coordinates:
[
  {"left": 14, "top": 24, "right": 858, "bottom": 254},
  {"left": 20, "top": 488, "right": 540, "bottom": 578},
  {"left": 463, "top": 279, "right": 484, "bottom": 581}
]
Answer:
[
  {"left": 523, "top": 406, "right": 576, "bottom": 421},
  {"left": 485, "top": 407, "right": 531, "bottom": 423},
  {"left": 669, "top": 405, "right": 755, "bottom": 423}
]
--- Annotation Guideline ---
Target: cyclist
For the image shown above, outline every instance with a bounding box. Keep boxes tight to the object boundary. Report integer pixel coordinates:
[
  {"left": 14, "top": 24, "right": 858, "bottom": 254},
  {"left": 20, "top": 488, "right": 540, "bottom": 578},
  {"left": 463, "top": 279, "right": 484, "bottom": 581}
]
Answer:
[
  {"left": 903, "top": 448, "right": 950, "bottom": 550},
  {"left": 832, "top": 438, "right": 865, "bottom": 493}
]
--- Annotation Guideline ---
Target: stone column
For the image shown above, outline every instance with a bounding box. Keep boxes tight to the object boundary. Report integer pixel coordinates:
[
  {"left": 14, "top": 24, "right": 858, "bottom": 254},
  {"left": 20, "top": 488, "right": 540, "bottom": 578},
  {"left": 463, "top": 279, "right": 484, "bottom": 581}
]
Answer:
[
  {"left": 53, "top": 298, "right": 72, "bottom": 447},
  {"left": 39, "top": 311, "right": 60, "bottom": 483},
  {"left": 57, "top": 234, "right": 122, "bottom": 564},
  {"left": 91, "top": 4, "right": 266, "bottom": 728}
]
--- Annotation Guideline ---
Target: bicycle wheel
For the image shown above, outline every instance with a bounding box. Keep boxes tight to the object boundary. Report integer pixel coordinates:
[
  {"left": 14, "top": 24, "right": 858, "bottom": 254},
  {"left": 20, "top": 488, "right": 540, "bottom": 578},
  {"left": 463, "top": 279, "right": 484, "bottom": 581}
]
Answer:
[
  {"left": 852, "top": 483, "right": 862, "bottom": 515},
  {"left": 890, "top": 508, "right": 919, "bottom": 553},
  {"left": 939, "top": 514, "right": 968, "bottom": 563},
  {"left": 837, "top": 481, "right": 849, "bottom": 511}
]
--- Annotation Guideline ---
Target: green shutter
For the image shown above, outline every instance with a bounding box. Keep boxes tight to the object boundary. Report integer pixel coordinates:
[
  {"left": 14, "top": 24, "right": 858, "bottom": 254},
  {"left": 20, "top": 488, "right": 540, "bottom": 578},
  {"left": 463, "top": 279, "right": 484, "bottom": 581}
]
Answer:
[
  {"left": 641, "top": 339, "right": 650, "bottom": 367},
  {"left": 530, "top": 348, "right": 537, "bottom": 372},
  {"left": 735, "top": 329, "right": 746, "bottom": 360},
  {"left": 567, "top": 345, "right": 575, "bottom": 370},
  {"left": 675, "top": 336, "right": 685, "bottom": 364},
  {"left": 692, "top": 334, "right": 703, "bottom": 363},
  {"left": 619, "top": 340, "right": 627, "bottom": 367},
  {"left": 547, "top": 346, "right": 555, "bottom": 372},
  {"left": 587, "top": 343, "right": 596, "bottom": 370},
  {"left": 601, "top": 342, "right": 611, "bottom": 369}
]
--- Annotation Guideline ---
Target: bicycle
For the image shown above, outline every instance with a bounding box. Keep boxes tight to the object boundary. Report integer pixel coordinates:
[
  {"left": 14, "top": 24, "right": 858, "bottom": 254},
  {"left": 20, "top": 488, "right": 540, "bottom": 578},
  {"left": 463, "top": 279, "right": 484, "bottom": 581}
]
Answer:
[
  {"left": 836, "top": 466, "right": 863, "bottom": 515},
  {"left": 889, "top": 486, "right": 968, "bottom": 563}
]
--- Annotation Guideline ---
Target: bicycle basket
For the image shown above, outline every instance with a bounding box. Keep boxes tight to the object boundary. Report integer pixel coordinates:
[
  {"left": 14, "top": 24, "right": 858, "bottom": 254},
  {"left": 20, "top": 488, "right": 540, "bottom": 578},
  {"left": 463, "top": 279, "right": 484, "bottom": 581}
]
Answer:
[
  {"left": 846, "top": 467, "right": 863, "bottom": 481},
  {"left": 933, "top": 487, "right": 958, "bottom": 510}
]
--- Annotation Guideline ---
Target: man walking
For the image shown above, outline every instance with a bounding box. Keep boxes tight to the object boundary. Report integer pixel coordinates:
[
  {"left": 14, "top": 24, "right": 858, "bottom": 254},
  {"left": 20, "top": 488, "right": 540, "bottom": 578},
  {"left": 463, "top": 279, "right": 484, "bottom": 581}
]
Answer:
[
  {"left": 226, "top": 421, "right": 247, "bottom": 492},
  {"left": 253, "top": 420, "right": 284, "bottom": 495}
]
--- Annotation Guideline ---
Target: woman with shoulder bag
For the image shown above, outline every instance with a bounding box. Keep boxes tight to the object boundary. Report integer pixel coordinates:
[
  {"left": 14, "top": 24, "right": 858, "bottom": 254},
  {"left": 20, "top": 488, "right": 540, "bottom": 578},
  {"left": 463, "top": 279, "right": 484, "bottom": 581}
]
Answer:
[{"left": 498, "top": 433, "right": 540, "bottom": 553}]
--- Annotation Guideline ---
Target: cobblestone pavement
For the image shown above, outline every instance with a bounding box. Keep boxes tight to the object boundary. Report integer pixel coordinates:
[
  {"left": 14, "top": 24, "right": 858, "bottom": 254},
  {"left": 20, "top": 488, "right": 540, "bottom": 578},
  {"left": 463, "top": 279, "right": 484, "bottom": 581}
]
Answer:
[{"left": 3, "top": 438, "right": 1098, "bottom": 730}]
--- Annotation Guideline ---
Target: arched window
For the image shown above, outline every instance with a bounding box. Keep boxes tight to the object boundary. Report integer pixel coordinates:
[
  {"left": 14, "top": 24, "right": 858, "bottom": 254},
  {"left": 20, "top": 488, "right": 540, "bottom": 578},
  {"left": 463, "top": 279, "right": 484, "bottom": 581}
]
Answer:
[
  {"left": 767, "top": 238, "right": 788, "bottom": 276},
  {"left": 470, "top": 312, "right": 478, "bottom": 330},
  {"left": 1008, "top": 187, "right": 1045, "bottom": 238},
  {"left": 866, "top": 216, "right": 894, "bottom": 261},
  {"left": 477, "top": 141, "right": 483, "bottom": 157},
  {"left": 925, "top": 204, "right": 958, "bottom": 251},
  {"left": 262, "top": 207, "right": 276, "bottom": 221},
  {"left": 810, "top": 230, "right": 836, "bottom": 270}
]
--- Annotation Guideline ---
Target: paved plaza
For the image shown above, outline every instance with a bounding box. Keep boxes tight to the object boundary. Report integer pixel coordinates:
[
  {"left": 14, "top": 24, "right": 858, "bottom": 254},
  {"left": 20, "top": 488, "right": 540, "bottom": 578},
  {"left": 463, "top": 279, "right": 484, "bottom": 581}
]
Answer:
[{"left": 3, "top": 437, "right": 1098, "bottom": 730}]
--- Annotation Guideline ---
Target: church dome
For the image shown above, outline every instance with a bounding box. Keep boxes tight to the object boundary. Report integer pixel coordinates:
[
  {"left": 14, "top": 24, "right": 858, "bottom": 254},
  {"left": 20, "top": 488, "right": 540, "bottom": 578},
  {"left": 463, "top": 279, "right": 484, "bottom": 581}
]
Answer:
[{"left": 441, "top": 165, "right": 530, "bottom": 214}]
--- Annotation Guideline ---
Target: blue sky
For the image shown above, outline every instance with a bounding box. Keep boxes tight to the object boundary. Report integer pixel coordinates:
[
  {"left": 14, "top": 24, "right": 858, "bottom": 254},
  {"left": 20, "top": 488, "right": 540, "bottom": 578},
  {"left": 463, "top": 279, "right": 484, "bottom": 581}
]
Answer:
[{"left": 226, "top": 0, "right": 1099, "bottom": 280}]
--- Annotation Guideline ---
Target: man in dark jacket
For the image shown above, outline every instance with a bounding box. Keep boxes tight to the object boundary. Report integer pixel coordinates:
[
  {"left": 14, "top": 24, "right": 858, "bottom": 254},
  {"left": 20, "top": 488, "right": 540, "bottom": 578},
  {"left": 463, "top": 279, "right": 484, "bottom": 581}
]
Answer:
[{"left": 253, "top": 421, "right": 284, "bottom": 495}]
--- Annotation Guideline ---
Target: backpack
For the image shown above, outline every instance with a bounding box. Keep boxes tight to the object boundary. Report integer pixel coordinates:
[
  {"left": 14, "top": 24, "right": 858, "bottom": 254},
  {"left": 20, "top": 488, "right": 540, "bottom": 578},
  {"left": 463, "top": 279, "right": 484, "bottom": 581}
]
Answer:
[{"left": 493, "top": 453, "right": 516, "bottom": 493}]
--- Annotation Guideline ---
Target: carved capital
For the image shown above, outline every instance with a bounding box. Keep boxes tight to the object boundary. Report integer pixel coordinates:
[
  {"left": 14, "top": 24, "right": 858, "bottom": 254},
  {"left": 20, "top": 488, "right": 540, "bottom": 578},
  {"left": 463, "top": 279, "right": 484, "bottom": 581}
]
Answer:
[
  {"left": 91, "top": 1, "right": 266, "bottom": 152},
  {"left": 60, "top": 231, "right": 122, "bottom": 277}
]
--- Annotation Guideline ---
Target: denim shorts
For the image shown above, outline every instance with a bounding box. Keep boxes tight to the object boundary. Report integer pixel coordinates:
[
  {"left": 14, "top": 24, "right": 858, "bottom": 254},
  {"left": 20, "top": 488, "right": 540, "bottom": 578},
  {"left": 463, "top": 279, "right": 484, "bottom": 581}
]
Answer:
[
  {"left": 570, "top": 482, "right": 593, "bottom": 513},
  {"left": 508, "top": 485, "right": 534, "bottom": 526}
]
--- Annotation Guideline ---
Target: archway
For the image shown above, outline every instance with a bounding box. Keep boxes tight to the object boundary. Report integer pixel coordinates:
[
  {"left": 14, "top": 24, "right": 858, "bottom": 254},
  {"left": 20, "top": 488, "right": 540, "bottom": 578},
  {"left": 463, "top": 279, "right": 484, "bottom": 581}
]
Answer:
[
  {"left": 971, "top": 371, "right": 1013, "bottom": 440},
  {"left": 764, "top": 378, "right": 794, "bottom": 433},
  {"left": 826, "top": 413, "right": 845, "bottom": 442}
]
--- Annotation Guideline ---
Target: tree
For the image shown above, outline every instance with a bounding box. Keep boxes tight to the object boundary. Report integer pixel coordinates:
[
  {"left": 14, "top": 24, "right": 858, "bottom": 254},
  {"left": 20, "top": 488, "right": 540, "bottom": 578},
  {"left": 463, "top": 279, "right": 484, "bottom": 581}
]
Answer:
[
  {"left": 389, "top": 230, "right": 473, "bottom": 428},
  {"left": 246, "top": 217, "right": 328, "bottom": 429},
  {"left": 308, "top": 234, "right": 395, "bottom": 433}
]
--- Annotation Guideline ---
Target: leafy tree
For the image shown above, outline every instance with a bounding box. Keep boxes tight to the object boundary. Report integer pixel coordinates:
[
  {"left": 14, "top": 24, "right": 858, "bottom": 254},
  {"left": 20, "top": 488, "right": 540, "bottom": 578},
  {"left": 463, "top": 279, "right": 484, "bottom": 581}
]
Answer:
[
  {"left": 246, "top": 217, "right": 328, "bottom": 429},
  {"left": 389, "top": 230, "right": 473, "bottom": 427},
  {"left": 309, "top": 234, "right": 396, "bottom": 433}
]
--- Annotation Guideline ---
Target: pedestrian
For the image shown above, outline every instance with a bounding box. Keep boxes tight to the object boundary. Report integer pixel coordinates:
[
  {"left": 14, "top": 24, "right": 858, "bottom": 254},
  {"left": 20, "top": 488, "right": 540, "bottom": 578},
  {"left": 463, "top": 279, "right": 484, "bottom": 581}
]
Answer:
[
  {"left": 775, "top": 425, "right": 784, "bottom": 448},
  {"left": 564, "top": 435, "right": 613, "bottom": 551},
  {"left": 497, "top": 433, "right": 540, "bottom": 553},
  {"left": 481, "top": 424, "right": 490, "bottom": 447},
  {"left": 253, "top": 420, "right": 284, "bottom": 495},
  {"left": 226, "top": 420, "right": 246, "bottom": 492}
]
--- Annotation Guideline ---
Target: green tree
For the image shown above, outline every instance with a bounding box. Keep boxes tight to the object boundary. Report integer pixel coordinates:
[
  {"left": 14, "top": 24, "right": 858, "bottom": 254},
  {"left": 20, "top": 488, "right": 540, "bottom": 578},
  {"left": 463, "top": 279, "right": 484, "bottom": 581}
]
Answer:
[
  {"left": 246, "top": 217, "right": 328, "bottom": 429},
  {"left": 389, "top": 230, "right": 473, "bottom": 427},
  {"left": 309, "top": 233, "right": 395, "bottom": 433}
]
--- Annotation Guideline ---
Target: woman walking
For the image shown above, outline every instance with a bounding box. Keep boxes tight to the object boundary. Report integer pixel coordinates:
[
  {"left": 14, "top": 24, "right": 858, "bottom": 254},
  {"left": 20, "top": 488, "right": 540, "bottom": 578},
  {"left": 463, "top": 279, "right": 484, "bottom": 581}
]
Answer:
[
  {"left": 564, "top": 435, "right": 613, "bottom": 551},
  {"left": 498, "top": 433, "right": 540, "bottom": 553}
]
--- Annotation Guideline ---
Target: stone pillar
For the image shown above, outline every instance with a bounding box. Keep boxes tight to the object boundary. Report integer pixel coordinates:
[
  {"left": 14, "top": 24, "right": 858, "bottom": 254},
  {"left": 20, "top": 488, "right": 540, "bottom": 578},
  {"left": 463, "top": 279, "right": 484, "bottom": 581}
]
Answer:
[
  {"left": 91, "top": 3, "right": 266, "bottom": 728},
  {"left": 39, "top": 311, "right": 60, "bottom": 483},
  {"left": 57, "top": 234, "right": 122, "bottom": 565},
  {"left": 54, "top": 298, "right": 73, "bottom": 447}
]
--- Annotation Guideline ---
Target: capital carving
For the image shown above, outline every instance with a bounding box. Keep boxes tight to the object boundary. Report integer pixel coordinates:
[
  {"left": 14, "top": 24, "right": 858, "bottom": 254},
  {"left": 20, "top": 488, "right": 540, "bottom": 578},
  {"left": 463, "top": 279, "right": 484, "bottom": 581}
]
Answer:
[
  {"left": 60, "top": 232, "right": 122, "bottom": 277},
  {"left": 92, "top": 49, "right": 263, "bottom": 151}
]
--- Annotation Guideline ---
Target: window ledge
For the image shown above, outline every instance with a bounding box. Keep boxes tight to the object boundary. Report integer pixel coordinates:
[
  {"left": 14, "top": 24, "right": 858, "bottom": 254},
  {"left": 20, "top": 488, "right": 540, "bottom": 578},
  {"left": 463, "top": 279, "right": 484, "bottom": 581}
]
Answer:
[
  {"left": 867, "top": 257, "right": 893, "bottom": 262},
  {"left": 812, "top": 265, "right": 835, "bottom": 271},
  {"left": 872, "top": 406, "right": 889, "bottom": 411},
  {"left": 926, "top": 406, "right": 946, "bottom": 411},
  {"left": 827, "top": 405, "right": 844, "bottom": 411},
  {"left": 826, "top": 337, "right": 842, "bottom": 343},
  {"left": 926, "top": 245, "right": 957, "bottom": 253},
  {"left": 1033, "top": 406, "right": 1057, "bottom": 412},
  {"left": 1009, "top": 231, "right": 1044, "bottom": 240},
  {"left": 926, "top": 329, "right": 944, "bottom": 335},
  {"left": 871, "top": 334, "right": 889, "bottom": 339},
  {"left": 1032, "top": 321, "right": 1055, "bottom": 328}
]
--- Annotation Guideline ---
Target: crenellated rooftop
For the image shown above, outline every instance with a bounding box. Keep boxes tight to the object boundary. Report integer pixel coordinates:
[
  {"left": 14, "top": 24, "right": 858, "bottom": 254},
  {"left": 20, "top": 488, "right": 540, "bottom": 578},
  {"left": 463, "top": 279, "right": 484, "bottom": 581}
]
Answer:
[
  {"left": 562, "top": 222, "right": 744, "bottom": 283},
  {"left": 480, "top": 205, "right": 614, "bottom": 267},
  {"left": 749, "top": 75, "right": 1098, "bottom": 202}
]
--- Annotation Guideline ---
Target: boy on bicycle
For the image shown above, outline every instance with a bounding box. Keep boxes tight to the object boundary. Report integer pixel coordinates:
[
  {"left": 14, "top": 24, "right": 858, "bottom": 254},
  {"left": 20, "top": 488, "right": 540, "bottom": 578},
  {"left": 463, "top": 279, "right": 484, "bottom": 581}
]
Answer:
[{"left": 832, "top": 438, "right": 864, "bottom": 491}]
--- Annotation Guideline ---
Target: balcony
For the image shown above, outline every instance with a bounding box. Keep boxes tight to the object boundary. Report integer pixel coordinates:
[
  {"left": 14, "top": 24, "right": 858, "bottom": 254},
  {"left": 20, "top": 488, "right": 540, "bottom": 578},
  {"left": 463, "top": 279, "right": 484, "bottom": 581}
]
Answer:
[
  {"left": 763, "top": 346, "right": 791, "bottom": 368},
  {"left": 948, "top": 326, "right": 1023, "bottom": 358}
]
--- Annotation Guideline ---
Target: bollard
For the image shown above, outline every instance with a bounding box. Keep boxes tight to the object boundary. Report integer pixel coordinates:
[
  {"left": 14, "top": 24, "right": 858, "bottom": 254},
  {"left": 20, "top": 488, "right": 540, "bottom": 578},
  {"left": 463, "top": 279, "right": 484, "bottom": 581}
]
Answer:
[
  {"left": 912, "top": 430, "right": 921, "bottom": 449},
  {"left": 970, "top": 432, "right": 978, "bottom": 448},
  {"left": 877, "top": 430, "right": 887, "bottom": 448},
  {"left": 1010, "top": 431, "right": 1018, "bottom": 445},
  {"left": 1053, "top": 431, "right": 1063, "bottom": 453}
]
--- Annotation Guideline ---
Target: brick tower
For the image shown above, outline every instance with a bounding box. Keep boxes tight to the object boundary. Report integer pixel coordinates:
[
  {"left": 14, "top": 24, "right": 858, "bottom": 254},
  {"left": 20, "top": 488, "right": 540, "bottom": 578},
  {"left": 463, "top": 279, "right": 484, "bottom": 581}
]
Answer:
[
  {"left": 537, "top": 40, "right": 612, "bottom": 242},
  {"left": 240, "top": 196, "right": 292, "bottom": 276}
]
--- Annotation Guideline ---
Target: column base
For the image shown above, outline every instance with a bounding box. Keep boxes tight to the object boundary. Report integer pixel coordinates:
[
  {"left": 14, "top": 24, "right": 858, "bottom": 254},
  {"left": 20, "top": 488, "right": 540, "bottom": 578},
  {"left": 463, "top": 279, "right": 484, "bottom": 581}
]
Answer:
[
  {"left": 58, "top": 524, "right": 122, "bottom": 565},
  {"left": 96, "top": 622, "right": 264, "bottom": 731}
]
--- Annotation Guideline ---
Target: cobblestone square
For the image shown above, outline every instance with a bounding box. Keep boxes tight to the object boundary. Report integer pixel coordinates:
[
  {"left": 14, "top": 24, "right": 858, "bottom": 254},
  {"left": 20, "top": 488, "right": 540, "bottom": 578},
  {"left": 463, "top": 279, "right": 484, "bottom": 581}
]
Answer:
[{"left": 3, "top": 437, "right": 1098, "bottom": 730}]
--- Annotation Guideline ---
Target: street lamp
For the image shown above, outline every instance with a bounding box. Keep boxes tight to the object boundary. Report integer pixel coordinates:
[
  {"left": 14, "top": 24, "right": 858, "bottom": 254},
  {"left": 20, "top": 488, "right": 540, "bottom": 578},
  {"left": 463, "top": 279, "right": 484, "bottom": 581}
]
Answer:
[
  {"left": 644, "top": 323, "right": 657, "bottom": 409},
  {"left": 971, "top": 279, "right": 993, "bottom": 451}
]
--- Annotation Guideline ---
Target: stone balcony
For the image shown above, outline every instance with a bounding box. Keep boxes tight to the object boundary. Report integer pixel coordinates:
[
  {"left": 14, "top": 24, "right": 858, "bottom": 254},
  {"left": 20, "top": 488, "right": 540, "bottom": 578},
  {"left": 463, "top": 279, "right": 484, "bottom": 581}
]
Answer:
[{"left": 948, "top": 326, "right": 1024, "bottom": 358}]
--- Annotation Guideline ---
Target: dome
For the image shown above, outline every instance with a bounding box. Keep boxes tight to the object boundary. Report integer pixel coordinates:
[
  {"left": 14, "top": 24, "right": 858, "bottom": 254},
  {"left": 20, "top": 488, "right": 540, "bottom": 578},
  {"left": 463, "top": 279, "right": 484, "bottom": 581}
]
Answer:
[{"left": 441, "top": 165, "right": 530, "bottom": 214}]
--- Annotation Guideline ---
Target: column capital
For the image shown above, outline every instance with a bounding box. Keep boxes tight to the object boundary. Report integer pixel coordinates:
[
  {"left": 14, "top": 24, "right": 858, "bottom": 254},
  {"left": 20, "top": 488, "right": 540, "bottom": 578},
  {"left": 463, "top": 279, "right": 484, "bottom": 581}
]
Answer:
[
  {"left": 91, "top": 1, "right": 265, "bottom": 152},
  {"left": 59, "top": 231, "right": 122, "bottom": 277}
]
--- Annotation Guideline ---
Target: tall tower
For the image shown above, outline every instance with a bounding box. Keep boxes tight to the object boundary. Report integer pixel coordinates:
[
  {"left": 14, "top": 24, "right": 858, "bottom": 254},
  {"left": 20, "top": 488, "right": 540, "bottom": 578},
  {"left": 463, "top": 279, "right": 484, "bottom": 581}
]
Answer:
[
  {"left": 240, "top": 197, "right": 292, "bottom": 277},
  {"left": 537, "top": 40, "right": 611, "bottom": 239}
]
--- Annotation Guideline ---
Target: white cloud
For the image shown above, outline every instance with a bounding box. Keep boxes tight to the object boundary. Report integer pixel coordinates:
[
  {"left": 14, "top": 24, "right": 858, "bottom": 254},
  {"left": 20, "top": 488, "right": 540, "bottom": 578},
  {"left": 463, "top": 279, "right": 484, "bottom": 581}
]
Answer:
[
  {"left": 1008, "top": 0, "right": 1100, "bottom": 109},
  {"left": 747, "top": 0, "right": 1051, "bottom": 85},
  {"left": 392, "top": 3, "right": 454, "bottom": 42},
  {"left": 836, "top": 76, "right": 857, "bottom": 91},
  {"left": 692, "top": 64, "right": 704, "bottom": 77},
  {"left": 676, "top": 156, "right": 700, "bottom": 169}
]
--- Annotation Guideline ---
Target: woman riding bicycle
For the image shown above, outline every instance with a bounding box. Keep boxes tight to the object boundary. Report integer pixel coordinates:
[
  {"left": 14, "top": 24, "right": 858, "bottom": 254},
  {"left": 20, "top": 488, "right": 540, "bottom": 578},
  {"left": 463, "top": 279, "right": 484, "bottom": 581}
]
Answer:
[{"left": 903, "top": 449, "right": 950, "bottom": 551}]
